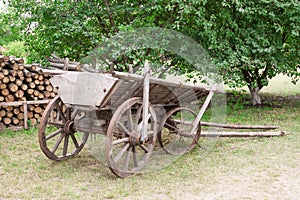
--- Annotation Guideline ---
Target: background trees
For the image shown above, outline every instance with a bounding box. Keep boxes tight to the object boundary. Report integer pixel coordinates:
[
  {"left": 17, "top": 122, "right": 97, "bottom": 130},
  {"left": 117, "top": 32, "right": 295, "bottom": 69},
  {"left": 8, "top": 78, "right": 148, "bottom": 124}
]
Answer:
[{"left": 4, "top": 0, "right": 300, "bottom": 105}]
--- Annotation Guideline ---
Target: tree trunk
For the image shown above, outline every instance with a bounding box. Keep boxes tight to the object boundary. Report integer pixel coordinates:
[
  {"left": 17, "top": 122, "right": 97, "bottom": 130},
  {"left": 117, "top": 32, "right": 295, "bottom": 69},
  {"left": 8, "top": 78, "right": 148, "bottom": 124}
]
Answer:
[{"left": 249, "top": 86, "right": 262, "bottom": 106}]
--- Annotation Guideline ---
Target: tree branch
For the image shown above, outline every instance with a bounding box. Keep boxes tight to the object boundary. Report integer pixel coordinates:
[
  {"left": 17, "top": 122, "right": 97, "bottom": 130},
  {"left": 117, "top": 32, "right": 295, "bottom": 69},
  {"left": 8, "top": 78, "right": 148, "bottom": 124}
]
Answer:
[{"left": 103, "top": 0, "right": 118, "bottom": 33}]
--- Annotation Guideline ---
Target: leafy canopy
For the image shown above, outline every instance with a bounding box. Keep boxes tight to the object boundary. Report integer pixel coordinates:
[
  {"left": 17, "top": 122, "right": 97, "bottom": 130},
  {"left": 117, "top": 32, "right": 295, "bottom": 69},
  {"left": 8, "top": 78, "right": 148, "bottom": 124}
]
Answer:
[{"left": 5, "top": 0, "right": 300, "bottom": 91}]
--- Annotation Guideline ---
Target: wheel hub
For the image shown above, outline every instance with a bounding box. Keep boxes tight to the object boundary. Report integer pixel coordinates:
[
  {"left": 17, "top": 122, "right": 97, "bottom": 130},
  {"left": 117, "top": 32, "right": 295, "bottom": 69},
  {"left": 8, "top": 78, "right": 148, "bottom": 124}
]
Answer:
[
  {"left": 64, "top": 120, "right": 75, "bottom": 135},
  {"left": 129, "top": 130, "right": 141, "bottom": 146}
]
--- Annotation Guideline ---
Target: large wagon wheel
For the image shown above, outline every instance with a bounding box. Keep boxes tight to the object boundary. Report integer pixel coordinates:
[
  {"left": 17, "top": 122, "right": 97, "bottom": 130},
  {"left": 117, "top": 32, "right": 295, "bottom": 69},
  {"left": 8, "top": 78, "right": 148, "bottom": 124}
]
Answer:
[
  {"left": 105, "top": 97, "right": 158, "bottom": 178},
  {"left": 38, "top": 96, "right": 89, "bottom": 161},
  {"left": 158, "top": 107, "right": 200, "bottom": 155}
]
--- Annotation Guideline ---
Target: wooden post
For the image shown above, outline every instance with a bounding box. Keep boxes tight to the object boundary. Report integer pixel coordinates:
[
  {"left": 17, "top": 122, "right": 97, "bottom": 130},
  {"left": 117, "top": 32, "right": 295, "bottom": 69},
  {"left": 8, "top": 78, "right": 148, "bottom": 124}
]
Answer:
[
  {"left": 64, "top": 57, "right": 69, "bottom": 70},
  {"left": 23, "top": 102, "right": 28, "bottom": 129},
  {"left": 141, "top": 61, "right": 150, "bottom": 141}
]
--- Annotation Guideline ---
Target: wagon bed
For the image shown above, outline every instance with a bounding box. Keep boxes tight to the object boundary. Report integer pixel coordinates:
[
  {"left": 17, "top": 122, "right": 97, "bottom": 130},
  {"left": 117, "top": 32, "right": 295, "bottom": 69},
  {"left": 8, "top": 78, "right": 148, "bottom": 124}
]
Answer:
[{"left": 50, "top": 71, "right": 210, "bottom": 109}]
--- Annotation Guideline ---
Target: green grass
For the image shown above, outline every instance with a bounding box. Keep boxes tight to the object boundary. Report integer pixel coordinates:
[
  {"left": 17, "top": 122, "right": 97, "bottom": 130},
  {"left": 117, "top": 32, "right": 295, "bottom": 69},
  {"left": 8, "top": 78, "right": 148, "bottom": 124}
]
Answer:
[{"left": 0, "top": 74, "right": 300, "bottom": 199}]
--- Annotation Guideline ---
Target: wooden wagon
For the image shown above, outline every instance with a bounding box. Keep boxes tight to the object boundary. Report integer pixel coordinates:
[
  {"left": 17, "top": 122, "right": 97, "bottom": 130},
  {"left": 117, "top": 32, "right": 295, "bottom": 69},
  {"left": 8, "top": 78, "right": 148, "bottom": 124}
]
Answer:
[{"left": 38, "top": 62, "right": 281, "bottom": 178}]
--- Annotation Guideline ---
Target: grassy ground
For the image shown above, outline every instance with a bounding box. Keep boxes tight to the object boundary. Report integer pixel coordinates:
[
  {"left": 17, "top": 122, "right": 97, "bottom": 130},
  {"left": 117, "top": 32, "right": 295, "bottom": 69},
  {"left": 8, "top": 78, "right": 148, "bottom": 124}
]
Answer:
[{"left": 0, "top": 75, "right": 299, "bottom": 199}]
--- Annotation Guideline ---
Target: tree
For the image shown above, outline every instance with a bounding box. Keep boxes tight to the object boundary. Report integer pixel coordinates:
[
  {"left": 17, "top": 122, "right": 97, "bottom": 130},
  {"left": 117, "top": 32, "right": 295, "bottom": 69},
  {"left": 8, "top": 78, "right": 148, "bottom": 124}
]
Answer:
[
  {"left": 0, "top": 11, "right": 22, "bottom": 46},
  {"left": 140, "top": 0, "right": 300, "bottom": 105},
  {"left": 7, "top": 0, "right": 300, "bottom": 105}
]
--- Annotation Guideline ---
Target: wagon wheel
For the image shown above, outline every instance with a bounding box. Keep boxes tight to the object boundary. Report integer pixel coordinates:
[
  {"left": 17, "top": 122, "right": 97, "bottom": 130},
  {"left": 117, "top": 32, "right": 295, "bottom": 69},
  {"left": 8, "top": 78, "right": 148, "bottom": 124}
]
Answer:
[
  {"left": 105, "top": 97, "right": 158, "bottom": 178},
  {"left": 38, "top": 96, "right": 89, "bottom": 161},
  {"left": 158, "top": 107, "right": 200, "bottom": 155}
]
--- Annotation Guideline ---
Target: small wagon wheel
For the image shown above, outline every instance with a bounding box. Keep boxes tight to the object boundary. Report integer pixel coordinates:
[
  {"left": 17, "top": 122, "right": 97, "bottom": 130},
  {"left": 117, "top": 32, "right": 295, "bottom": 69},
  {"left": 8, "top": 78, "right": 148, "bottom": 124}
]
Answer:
[
  {"left": 105, "top": 97, "right": 158, "bottom": 178},
  {"left": 38, "top": 96, "right": 89, "bottom": 161},
  {"left": 158, "top": 107, "right": 200, "bottom": 155}
]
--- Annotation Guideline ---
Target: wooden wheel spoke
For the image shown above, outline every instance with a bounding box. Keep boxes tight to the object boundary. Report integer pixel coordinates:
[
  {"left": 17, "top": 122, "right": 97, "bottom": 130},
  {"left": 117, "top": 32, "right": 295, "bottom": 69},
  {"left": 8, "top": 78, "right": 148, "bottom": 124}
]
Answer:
[
  {"left": 123, "top": 146, "right": 131, "bottom": 171},
  {"left": 46, "top": 128, "right": 62, "bottom": 140},
  {"left": 165, "top": 122, "right": 178, "bottom": 131},
  {"left": 139, "top": 144, "right": 149, "bottom": 153},
  {"left": 63, "top": 135, "right": 69, "bottom": 156},
  {"left": 65, "top": 107, "right": 71, "bottom": 120},
  {"left": 56, "top": 104, "right": 67, "bottom": 122},
  {"left": 135, "top": 106, "right": 142, "bottom": 125},
  {"left": 127, "top": 109, "right": 133, "bottom": 132},
  {"left": 113, "top": 137, "right": 129, "bottom": 146},
  {"left": 117, "top": 122, "right": 131, "bottom": 136},
  {"left": 114, "top": 143, "right": 130, "bottom": 163},
  {"left": 177, "top": 130, "right": 194, "bottom": 138},
  {"left": 48, "top": 121, "right": 64, "bottom": 127},
  {"left": 70, "top": 134, "right": 79, "bottom": 148},
  {"left": 132, "top": 146, "right": 139, "bottom": 167},
  {"left": 52, "top": 133, "right": 64, "bottom": 154},
  {"left": 70, "top": 108, "right": 79, "bottom": 120}
]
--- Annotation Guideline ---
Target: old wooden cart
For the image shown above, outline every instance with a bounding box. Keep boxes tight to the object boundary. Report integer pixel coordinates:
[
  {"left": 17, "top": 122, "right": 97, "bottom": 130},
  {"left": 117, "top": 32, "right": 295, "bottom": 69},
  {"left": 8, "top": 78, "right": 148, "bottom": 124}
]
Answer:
[
  {"left": 38, "top": 62, "right": 215, "bottom": 177},
  {"left": 38, "top": 62, "right": 280, "bottom": 178}
]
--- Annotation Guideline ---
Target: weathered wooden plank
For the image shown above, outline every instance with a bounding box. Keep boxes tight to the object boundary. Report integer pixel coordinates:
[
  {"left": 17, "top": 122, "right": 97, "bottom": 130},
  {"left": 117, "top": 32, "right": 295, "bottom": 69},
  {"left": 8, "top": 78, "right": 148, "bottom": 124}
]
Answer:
[{"left": 200, "top": 131, "right": 288, "bottom": 137}]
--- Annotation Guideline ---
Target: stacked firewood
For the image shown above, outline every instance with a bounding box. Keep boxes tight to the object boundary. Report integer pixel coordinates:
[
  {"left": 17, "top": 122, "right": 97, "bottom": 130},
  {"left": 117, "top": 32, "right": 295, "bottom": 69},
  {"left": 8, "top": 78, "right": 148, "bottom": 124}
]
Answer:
[{"left": 0, "top": 55, "right": 57, "bottom": 128}]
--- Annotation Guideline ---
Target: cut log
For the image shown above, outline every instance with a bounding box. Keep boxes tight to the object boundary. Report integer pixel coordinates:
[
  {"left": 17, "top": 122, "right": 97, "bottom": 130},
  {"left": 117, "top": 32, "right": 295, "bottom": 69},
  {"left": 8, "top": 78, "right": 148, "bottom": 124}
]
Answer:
[
  {"left": 34, "top": 79, "right": 40, "bottom": 85},
  {"left": 2, "top": 76, "right": 9, "bottom": 83},
  {"left": 0, "top": 110, "right": 6, "bottom": 116},
  {"left": 28, "top": 111, "right": 33, "bottom": 118},
  {"left": 201, "top": 122, "right": 279, "bottom": 130},
  {"left": 44, "top": 79, "right": 50, "bottom": 85},
  {"left": 0, "top": 96, "right": 4, "bottom": 101},
  {"left": 9, "top": 75, "right": 16, "bottom": 82},
  {"left": 19, "top": 96, "right": 26, "bottom": 101},
  {"left": 33, "top": 90, "right": 40, "bottom": 96},
  {"left": 5, "top": 106, "right": 13, "bottom": 112},
  {"left": 17, "top": 113, "right": 24, "bottom": 120},
  {"left": 3, "top": 117, "right": 12, "bottom": 125},
  {"left": 15, "top": 79, "right": 23, "bottom": 86},
  {"left": 18, "top": 65, "right": 25, "bottom": 70},
  {"left": 5, "top": 94, "right": 15, "bottom": 102},
  {"left": 6, "top": 111, "right": 13, "bottom": 118},
  {"left": 12, "top": 63, "right": 19, "bottom": 70},
  {"left": 38, "top": 75, "right": 44, "bottom": 81},
  {"left": 200, "top": 131, "right": 289, "bottom": 137},
  {"left": 0, "top": 83, "right": 6, "bottom": 89},
  {"left": 49, "top": 62, "right": 81, "bottom": 71},
  {"left": 45, "top": 85, "right": 53, "bottom": 92},
  {"left": 21, "top": 84, "right": 28, "bottom": 90},
  {"left": 1, "top": 88, "right": 9, "bottom": 96},
  {"left": 15, "top": 90, "right": 24, "bottom": 98},
  {"left": 50, "top": 92, "right": 56, "bottom": 98},
  {"left": 2, "top": 69, "right": 9, "bottom": 75},
  {"left": 8, "top": 83, "right": 18, "bottom": 93},
  {"left": 25, "top": 77, "right": 32, "bottom": 82},
  {"left": 34, "top": 106, "right": 43, "bottom": 114},
  {"left": 12, "top": 117, "right": 20, "bottom": 125},
  {"left": 13, "top": 107, "right": 20, "bottom": 115},
  {"left": 34, "top": 113, "right": 41, "bottom": 119},
  {"left": 38, "top": 93, "right": 44, "bottom": 99},
  {"left": 37, "top": 85, "right": 45, "bottom": 91},
  {"left": 43, "top": 91, "right": 51, "bottom": 98},
  {"left": 27, "top": 88, "right": 34, "bottom": 95},
  {"left": 28, "top": 82, "right": 35, "bottom": 89}
]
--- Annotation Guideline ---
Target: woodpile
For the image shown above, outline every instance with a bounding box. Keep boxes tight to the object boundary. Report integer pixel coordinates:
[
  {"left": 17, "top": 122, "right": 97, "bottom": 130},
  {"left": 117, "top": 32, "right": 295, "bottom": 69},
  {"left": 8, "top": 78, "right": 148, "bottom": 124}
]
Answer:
[{"left": 0, "top": 55, "right": 57, "bottom": 128}]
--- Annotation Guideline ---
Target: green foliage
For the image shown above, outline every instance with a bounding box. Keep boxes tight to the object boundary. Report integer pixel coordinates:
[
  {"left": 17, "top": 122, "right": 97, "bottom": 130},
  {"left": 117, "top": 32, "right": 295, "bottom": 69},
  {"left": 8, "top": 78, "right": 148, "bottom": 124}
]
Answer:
[
  {"left": 0, "top": 10, "right": 22, "bottom": 46},
  {"left": 3, "top": 41, "right": 27, "bottom": 58},
  {"left": 5, "top": 0, "right": 300, "bottom": 94}
]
